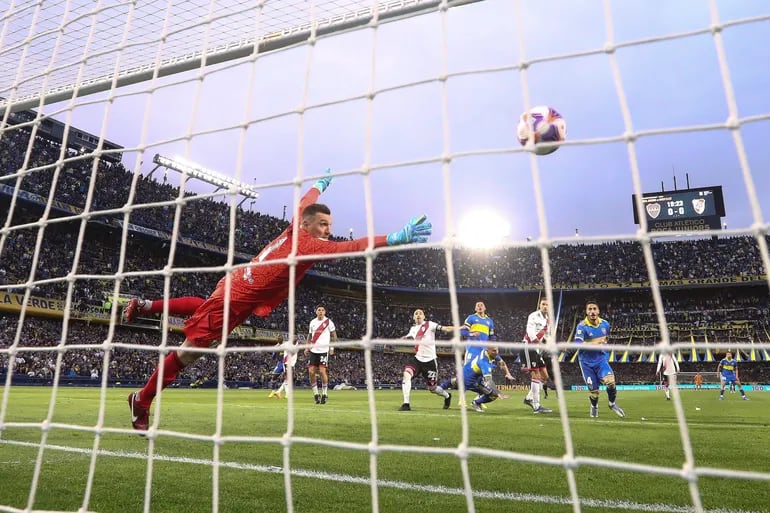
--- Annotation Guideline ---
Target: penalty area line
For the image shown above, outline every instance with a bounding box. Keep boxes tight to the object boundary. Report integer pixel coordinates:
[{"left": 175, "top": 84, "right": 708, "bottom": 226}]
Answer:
[{"left": 0, "top": 438, "right": 760, "bottom": 513}]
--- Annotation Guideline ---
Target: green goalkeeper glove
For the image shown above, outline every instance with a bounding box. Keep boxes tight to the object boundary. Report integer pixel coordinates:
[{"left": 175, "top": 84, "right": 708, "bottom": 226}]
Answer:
[
  {"left": 386, "top": 214, "right": 432, "bottom": 246},
  {"left": 312, "top": 168, "right": 333, "bottom": 193}
]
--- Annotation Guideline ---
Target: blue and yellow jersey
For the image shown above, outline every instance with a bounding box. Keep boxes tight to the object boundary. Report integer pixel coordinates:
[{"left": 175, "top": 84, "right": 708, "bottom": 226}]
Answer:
[
  {"left": 464, "top": 350, "right": 495, "bottom": 381},
  {"left": 462, "top": 314, "right": 495, "bottom": 340},
  {"left": 574, "top": 317, "right": 610, "bottom": 364},
  {"left": 719, "top": 358, "right": 737, "bottom": 378}
]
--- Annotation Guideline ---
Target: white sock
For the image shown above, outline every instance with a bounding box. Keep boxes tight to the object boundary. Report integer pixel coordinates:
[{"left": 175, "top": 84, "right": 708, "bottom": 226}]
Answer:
[
  {"left": 433, "top": 385, "right": 449, "bottom": 398},
  {"left": 312, "top": 385, "right": 319, "bottom": 395},
  {"left": 531, "top": 381, "right": 541, "bottom": 409},
  {"left": 322, "top": 385, "right": 328, "bottom": 395},
  {"left": 402, "top": 373, "right": 412, "bottom": 403}
]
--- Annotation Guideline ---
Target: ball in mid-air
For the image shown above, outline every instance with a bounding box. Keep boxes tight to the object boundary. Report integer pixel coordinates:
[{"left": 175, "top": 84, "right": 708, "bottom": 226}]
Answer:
[{"left": 516, "top": 106, "right": 566, "bottom": 155}]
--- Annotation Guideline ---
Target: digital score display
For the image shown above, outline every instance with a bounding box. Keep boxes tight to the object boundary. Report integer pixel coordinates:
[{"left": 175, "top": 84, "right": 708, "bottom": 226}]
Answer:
[{"left": 632, "top": 186, "right": 726, "bottom": 232}]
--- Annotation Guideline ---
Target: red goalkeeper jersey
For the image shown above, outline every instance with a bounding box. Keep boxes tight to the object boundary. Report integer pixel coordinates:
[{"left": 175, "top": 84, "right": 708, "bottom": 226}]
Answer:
[
  {"left": 184, "top": 188, "right": 389, "bottom": 346},
  {"left": 231, "top": 187, "right": 388, "bottom": 317}
]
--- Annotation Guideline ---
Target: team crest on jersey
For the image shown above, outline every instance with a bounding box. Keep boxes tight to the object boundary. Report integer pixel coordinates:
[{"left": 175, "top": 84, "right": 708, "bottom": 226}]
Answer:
[
  {"left": 646, "top": 203, "right": 661, "bottom": 219},
  {"left": 601, "top": 328, "right": 607, "bottom": 334},
  {"left": 692, "top": 198, "right": 706, "bottom": 215}
]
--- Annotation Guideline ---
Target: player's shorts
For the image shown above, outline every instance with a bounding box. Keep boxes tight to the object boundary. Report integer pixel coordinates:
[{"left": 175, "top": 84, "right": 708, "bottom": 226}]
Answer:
[
  {"left": 284, "top": 353, "right": 298, "bottom": 368},
  {"left": 183, "top": 278, "right": 255, "bottom": 348},
  {"left": 721, "top": 374, "right": 737, "bottom": 385},
  {"left": 578, "top": 358, "right": 614, "bottom": 391},
  {"left": 661, "top": 373, "right": 675, "bottom": 387},
  {"left": 465, "top": 375, "right": 498, "bottom": 397},
  {"left": 308, "top": 351, "right": 329, "bottom": 368},
  {"left": 463, "top": 344, "right": 485, "bottom": 364},
  {"left": 271, "top": 360, "right": 286, "bottom": 375},
  {"left": 404, "top": 356, "right": 439, "bottom": 387},
  {"left": 519, "top": 345, "right": 546, "bottom": 372}
]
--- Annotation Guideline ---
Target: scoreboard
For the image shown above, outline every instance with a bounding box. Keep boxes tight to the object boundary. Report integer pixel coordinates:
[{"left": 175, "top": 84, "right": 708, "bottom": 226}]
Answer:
[{"left": 632, "top": 186, "right": 726, "bottom": 232}]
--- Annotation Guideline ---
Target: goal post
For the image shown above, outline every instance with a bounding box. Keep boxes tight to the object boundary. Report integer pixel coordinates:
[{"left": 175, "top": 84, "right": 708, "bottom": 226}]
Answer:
[{"left": 677, "top": 371, "right": 721, "bottom": 385}]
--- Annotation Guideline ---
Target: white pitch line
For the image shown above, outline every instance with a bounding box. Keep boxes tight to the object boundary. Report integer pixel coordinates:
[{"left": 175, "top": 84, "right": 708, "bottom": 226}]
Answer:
[{"left": 0, "top": 439, "right": 763, "bottom": 513}]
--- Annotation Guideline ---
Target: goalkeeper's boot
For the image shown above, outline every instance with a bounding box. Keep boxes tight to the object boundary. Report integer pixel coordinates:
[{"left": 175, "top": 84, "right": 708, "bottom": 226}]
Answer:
[
  {"left": 533, "top": 406, "right": 553, "bottom": 414},
  {"left": 268, "top": 390, "right": 276, "bottom": 398},
  {"left": 123, "top": 298, "right": 142, "bottom": 323},
  {"left": 523, "top": 397, "right": 534, "bottom": 410},
  {"left": 443, "top": 393, "right": 452, "bottom": 410},
  {"left": 470, "top": 400, "right": 485, "bottom": 413},
  {"left": 128, "top": 392, "right": 150, "bottom": 431},
  {"left": 609, "top": 403, "right": 626, "bottom": 418},
  {"left": 398, "top": 403, "right": 411, "bottom": 411},
  {"left": 590, "top": 405, "right": 599, "bottom": 418},
  {"left": 320, "top": 395, "right": 327, "bottom": 405}
]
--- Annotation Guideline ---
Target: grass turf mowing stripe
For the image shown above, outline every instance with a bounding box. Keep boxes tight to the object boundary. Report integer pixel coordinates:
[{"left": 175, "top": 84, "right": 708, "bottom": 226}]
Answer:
[{"left": 0, "top": 438, "right": 761, "bottom": 513}]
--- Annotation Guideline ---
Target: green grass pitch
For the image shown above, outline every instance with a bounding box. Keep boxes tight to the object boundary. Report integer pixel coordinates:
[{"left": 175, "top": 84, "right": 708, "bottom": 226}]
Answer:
[{"left": 0, "top": 386, "right": 767, "bottom": 513}]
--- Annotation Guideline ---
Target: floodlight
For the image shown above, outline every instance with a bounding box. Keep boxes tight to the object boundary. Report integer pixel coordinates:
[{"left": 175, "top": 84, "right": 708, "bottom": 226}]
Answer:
[{"left": 152, "top": 154, "right": 259, "bottom": 200}]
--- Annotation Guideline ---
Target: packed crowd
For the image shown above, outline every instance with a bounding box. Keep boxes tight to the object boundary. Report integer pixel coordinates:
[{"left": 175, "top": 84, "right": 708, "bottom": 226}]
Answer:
[
  {"left": 3, "top": 194, "right": 770, "bottom": 346},
  {"left": 314, "top": 235, "right": 768, "bottom": 291}
]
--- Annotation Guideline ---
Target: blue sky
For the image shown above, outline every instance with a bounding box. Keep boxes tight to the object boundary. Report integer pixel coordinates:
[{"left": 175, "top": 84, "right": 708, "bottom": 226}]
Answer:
[{"left": 53, "top": 0, "right": 770, "bottom": 244}]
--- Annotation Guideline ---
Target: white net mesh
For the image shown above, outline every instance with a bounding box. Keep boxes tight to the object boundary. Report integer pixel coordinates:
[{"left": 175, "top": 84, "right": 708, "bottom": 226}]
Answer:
[
  {"left": 0, "top": 0, "right": 476, "bottom": 113},
  {"left": 2, "top": 1, "right": 770, "bottom": 512}
]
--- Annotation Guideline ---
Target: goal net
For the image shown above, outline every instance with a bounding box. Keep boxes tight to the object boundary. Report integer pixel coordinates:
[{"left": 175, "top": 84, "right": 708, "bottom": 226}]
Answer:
[
  {"left": 677, "top": 372, "right": 721, "bottom": 384},
  {"left": 2, "top": 1, "right": 770, "bottom": 513}
]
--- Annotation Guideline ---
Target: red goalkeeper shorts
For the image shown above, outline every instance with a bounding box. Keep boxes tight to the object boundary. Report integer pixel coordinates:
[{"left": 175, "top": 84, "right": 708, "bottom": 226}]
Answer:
[{"left": 183, "top": 279, "right": 255, "bottom": 348}]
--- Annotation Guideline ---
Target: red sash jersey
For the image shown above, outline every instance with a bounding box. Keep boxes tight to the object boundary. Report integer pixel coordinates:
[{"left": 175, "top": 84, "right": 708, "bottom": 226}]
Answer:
[{"left": 184, "top": 188, "right": 388, "bottom": 347}]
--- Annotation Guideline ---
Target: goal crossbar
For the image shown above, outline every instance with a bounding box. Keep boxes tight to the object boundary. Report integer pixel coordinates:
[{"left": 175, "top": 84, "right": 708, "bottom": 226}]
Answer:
[
  {"left": 678, "top": 372, "right": 721, "bottom": 383},
  {"left": 0, "top": 0, "right": 482, "bottom": 116}
]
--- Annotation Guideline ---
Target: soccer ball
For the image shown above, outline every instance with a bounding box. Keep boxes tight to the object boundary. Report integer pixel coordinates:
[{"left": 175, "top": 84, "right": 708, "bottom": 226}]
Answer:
[{"left": 516, "top": 106, "right": 566, "bottom": 156}]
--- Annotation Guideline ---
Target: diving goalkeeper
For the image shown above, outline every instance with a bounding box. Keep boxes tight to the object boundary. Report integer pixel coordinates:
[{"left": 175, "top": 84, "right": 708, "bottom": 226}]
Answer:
[{"left": 128, "top": 169, "right": 433, "bottom": 431}]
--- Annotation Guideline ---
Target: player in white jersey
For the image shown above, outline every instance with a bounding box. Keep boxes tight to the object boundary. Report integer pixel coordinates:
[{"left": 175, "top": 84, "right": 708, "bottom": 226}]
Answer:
[
  {"left": 398, "top": 309, "right": 457, "bottom": 411},
  {"left": 655, "top": 352, "right": 680, "bottom": 400},
  {"left": 268, "top": 338, "right": 300, "bottom": 399},
  {"left": 305, "top": 305, "right": 337, "bottom": 404},
  {"left": 521, "top": 298, "right": 553, "bottom": 414}
]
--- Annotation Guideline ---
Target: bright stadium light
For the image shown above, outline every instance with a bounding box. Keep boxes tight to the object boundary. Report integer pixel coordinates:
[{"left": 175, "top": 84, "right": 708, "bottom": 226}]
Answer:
[
  {"left": 457, "top": 209, "right": 510, "bottom": 249},
  {"left": 152, "top": 154, "right": 259, "bottom": 200}
]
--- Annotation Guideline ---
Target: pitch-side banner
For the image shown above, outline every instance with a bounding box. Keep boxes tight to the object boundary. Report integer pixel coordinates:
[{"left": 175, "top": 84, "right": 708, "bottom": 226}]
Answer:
[
  {"left": 572, "top": 384, "right": 769, "bottom": 391},
  {"left": 0, "top": 292, "right": 66, "bottom": 315},
  {"left": 552, "top": 275, "right": 767, "bottom": 290}
]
